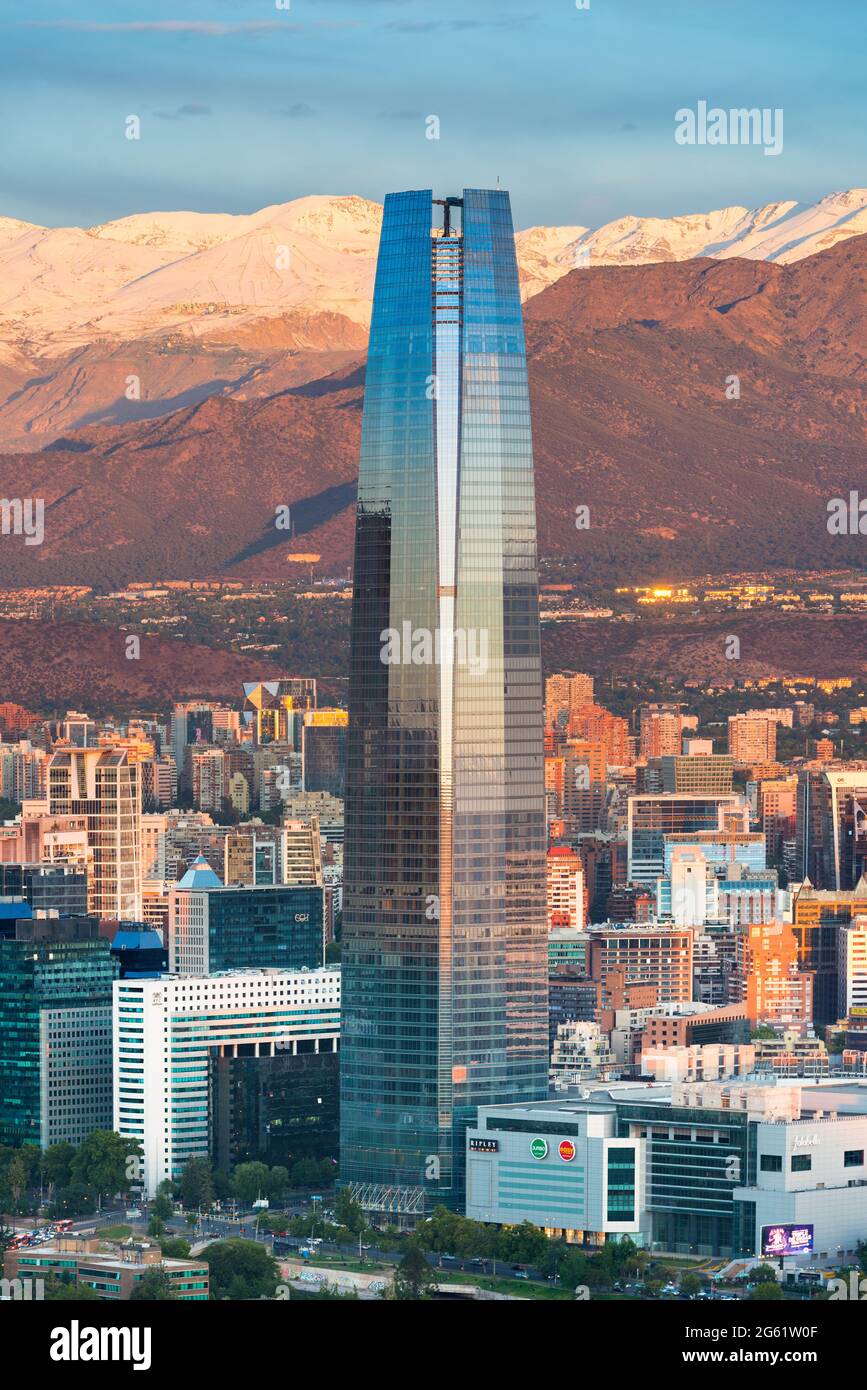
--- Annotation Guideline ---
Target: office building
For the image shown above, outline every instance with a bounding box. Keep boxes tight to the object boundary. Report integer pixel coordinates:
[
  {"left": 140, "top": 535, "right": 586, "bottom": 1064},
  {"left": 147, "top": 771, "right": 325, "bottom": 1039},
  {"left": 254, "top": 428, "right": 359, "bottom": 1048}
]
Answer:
[
  {"left": 792, "top": 878, "right": 867, "bottom": 1026},
  {"left": 465, "top": 1081, "right": 867, "bottom": 1261},
  {"left": 109, "top": 925, "right": 168, "bottom": 979},
  {"left": 301, "top": 709, "right": 348, "bottom": 799},
  {"left": 839, "top": 916, "right": 867, "bottom": 1019},
  {"left": 0, "top": 862, "right": 87, "bottom": 916},
  {"left": 113, "top": 967, "right": 340, "bottom": 1194},
  {"left": 0, "top": 913, "right": 117, "bottom": 1147},
  {"left": 212, "top": 1047, "right": 339, "bottom": 1172},
  {"left": 5, "top": 1237, "right": 208, "bottom": 1301},
  {"left": 661, "top": 754, "right": 734, "bottom": 796},
  {"left": 341, "top": 188, "right": 548, "bottom": 1220},
  {"left": 243, "top": 679, "right": 317, "bottom": 745},
  {"left": 169, "top": 858, "right": 323, "bottom": 975},
  {"left": 627, "top": 794, "right": 746, "bottom": 887}
]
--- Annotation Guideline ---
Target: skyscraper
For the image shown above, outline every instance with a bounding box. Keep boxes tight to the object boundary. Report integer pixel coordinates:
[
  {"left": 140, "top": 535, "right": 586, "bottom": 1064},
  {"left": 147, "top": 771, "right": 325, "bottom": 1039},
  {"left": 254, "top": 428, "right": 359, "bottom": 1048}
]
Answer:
[
  {"left": 48, "top": 746, "right": 141, "bottom": 919},
  {"left": 340, "top": 189, "right": 548, "bottom": 1220}
]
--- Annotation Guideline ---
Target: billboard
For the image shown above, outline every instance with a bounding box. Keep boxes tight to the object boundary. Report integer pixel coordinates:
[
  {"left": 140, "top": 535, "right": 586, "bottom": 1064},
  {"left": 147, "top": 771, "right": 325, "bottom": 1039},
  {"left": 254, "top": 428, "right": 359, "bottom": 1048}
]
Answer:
[{"left": 760, "top": 1223, "right": 814, "bottom": 1258}]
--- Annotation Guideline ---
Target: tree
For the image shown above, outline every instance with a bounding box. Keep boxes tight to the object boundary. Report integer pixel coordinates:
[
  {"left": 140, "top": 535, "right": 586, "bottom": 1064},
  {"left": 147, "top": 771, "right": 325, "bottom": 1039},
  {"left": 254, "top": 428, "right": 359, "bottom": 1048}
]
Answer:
[
  {"left": 150, "top": 1192, "right": 174, "bottom": 1224},
  {"left": 130, "top": 1268, "right": 177, "bottom": 1302},
  {"left": 393, "top": 1242, "right": 436, "bottom": 1301},
  {"left": 70, "top": 1131, "right": 141, "bottom": 1204},
  {"left": 179, "top": 1156, "right": 215, "bottom": 1211},
  {"left": 289, "top": 1157, "right": 322, "bottom": 1188},
  {"left": 681, "top": 1272, "right": 703, "bottom": 1298},
  {"left": 44, "top": 1276, "right": 102, "bottom": 1302},
  {"left": 200, "top": 1238, "right": 280, "bottom": 1301},
  {"left": 47, "top": 1182, "right": 96, "bottom": 1219},
  {"left": 267, "top": 1166, "right": 290, "bottom": 1205},
  {"left": 6, "top": 1154, "right": 28, "bottom": 1215},
  {"left": 749, "top": 1281, "right": 783, "bottom": 1301},
  {"left": 232, "top": 1162, "right": 271, "bottom": 1206},
  {"left": 159, "top": 1237, "right": 191, "bottom": 1259},
  {"left": 41, "top": 1142, "right": 76, "bottom": 1194},
  {"left": 748, "top": 1264, "right": 779, "bottom": 1285},
  {"left": 148, "top": 1215, "right": 166, "bottom": 1240},
  {"left": 334, "top": 1188, "right": 364, "bottom": 1236}
]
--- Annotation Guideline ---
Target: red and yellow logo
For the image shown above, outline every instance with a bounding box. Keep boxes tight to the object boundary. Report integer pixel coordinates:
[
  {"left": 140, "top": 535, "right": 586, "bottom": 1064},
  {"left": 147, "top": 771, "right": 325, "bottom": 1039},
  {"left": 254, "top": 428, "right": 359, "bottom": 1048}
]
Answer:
[{"left": 559, "top": 1139, "right": 576, "bottom": 1162}]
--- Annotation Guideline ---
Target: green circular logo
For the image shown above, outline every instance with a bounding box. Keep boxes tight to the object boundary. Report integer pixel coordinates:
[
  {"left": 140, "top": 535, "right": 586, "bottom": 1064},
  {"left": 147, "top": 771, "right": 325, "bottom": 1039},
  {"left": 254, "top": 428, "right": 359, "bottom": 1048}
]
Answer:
[{"left": 530, "top": 1138, "right": 548, "bottom": 1160}]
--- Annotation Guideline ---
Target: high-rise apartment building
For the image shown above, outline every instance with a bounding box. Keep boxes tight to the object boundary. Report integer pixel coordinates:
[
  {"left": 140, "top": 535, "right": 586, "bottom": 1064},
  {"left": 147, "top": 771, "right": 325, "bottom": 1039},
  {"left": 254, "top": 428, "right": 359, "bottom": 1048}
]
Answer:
[
  {"left": 545, "top": 671, "right": 594, "bottom": 728},
  {"left": 223, "top": 824, "right": 283, "bottom": 885},
  {"left": 639, "top": 703, "right": 683, "bottom": 759},
  {"left": 546, "top": 845, "right": 586, "bottom": 930},
  {"left": 728, "top": 713, "right": 777, "bottom": 765},
  {"left": 48, "top": 746, "right": 141, "bottom": 919},
  {"left": 283, "top": 818, "right": 323, "bottom": 887},
  {"left": 568, "top": 702, "right": 632, "bottom": 768},
  {"left": 586, "top": 925, "right": 694, "bottom": 1005},
  {"left": 341, "top": 189, "right": 548, "bottom": 1219}
]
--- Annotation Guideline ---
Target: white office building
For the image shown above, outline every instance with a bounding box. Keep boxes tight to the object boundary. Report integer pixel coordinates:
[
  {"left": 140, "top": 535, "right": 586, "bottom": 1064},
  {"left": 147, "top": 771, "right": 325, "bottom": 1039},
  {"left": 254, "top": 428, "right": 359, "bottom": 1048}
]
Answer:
[{"left": 113, "top": 967, "right": 340, "bottom": 1196}]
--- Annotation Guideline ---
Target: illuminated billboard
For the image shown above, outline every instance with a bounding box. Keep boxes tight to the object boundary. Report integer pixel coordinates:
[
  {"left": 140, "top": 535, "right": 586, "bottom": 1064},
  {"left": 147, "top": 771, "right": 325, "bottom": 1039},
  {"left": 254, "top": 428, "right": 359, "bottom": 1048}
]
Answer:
[{"left": 760, "top": 1223, "right": 814, "bottom": 1258}]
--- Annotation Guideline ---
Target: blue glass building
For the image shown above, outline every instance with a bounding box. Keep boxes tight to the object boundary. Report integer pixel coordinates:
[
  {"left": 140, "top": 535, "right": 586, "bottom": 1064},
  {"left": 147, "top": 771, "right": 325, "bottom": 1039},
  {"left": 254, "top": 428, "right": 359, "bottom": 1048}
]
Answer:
[{"left": 341, "top": 189, "right": 548, "bottom": 1219}]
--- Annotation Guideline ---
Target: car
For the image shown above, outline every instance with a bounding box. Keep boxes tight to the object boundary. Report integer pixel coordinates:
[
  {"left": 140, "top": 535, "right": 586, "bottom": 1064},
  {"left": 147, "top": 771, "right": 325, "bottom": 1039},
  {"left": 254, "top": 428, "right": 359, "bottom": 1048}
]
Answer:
[{"left": 514, "top": 1270, "right": 529, "bottom": 1280}]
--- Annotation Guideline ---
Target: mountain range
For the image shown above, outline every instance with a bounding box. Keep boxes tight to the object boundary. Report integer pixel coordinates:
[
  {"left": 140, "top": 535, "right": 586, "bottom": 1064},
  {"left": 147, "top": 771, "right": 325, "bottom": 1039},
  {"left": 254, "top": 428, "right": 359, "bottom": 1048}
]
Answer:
[
  {"left": 0, "top": 227, "right": 865, "bottom": 590},
  {"left": 2, "top": 187, "right": 867, "bottom": 449}
]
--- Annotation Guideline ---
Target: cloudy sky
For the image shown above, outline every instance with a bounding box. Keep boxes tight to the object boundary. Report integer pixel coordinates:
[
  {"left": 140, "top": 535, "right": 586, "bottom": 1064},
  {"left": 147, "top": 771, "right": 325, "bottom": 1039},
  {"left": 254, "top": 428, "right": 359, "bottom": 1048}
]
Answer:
[{"left": 2, "top": 0, "right": 865, "bottom": 229}]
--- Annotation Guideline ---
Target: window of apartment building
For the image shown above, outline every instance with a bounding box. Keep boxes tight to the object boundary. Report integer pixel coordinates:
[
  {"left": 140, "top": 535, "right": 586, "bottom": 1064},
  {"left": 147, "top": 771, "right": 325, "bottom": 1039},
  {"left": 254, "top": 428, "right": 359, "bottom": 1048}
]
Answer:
[
  {"left": 844, "top": 1150, "right": 865, "bottom": 1168},
  {"left": 760, "top": 1154, "right": 783, "bottom": 1172},
  {"left": 791, "top": 1154, "right": 812, "bottom": 1173}
]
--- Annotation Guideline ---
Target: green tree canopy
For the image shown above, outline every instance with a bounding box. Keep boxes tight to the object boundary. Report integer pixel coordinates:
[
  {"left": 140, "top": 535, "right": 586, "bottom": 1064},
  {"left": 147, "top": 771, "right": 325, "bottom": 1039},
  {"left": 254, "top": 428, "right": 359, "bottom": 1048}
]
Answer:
[
  {"left": 129, "top": 1268, "right": 178, "bottom": 1302},
  {"left": 200, "top": 1238, "right": 280, "bottom": 1301},
  {"left": 393, "top": 1242, "right": 435, "bottom": 1301},
  {"left": 231, "top": 1162, "right": 271, "bottom": 1206},
  {"left": 179, "top": 1155, "right": 215, "bottom": 1210},
  {"left": 70, "top": 1131, "right": 142, "bottom": 1201}
]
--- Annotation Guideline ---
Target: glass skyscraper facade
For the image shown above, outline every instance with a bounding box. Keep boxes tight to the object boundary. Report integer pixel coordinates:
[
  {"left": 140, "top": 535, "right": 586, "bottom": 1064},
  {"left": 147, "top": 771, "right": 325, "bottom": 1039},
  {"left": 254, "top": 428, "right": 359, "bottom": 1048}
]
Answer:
[{"left": 341, "top": 188, "right": 548, "bottom": 1218}]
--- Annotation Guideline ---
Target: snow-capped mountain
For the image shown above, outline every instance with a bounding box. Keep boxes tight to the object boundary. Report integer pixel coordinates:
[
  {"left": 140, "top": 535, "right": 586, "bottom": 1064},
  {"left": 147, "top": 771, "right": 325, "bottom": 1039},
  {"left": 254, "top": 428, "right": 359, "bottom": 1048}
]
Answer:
[
  {"left": 1, "top": 189, "right": 866, "bottom": 358},
  {"left": 1, "top": 188, "right": 865, "bottom": 450}
]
